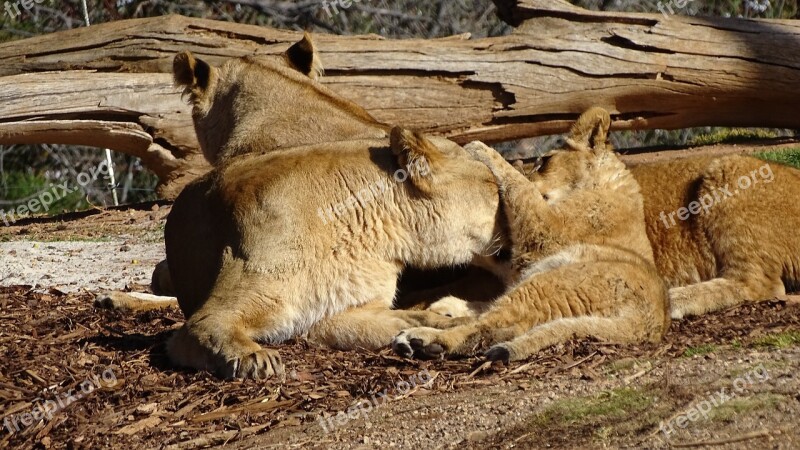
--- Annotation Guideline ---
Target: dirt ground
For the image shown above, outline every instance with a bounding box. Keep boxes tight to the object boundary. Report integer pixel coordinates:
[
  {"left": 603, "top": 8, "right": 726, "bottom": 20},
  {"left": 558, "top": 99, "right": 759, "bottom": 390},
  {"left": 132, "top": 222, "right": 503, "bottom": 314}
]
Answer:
[{"left": 1, "top": 143, "right": 799, "bottom": 450}]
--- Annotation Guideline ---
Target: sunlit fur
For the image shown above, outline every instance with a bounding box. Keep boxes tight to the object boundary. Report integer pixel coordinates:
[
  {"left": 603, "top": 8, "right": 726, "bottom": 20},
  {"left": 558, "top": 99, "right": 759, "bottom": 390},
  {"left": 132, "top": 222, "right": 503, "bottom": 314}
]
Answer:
[
  {"left": 153, "top": 36, "right": 508, "bottom": 379},
  {"left": 630, "top": 154, "right": 800, "bottom": 318},
  {"left": 396, "top": 108, "right": 669, "bottom": 362}
]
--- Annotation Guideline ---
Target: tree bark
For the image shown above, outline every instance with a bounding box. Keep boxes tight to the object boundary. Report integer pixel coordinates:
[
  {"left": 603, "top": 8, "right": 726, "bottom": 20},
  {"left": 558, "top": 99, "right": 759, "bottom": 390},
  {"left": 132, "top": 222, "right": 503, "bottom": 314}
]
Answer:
[{"left": 1, "top": 0, "right": 799, "bottom": 198}]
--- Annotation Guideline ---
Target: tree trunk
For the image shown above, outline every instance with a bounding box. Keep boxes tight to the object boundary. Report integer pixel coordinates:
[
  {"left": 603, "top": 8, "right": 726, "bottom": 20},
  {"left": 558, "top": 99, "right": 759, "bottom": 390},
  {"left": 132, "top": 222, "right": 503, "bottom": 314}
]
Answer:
[{"left": 1, "top": 0, "right": 799, "bottom": 198}]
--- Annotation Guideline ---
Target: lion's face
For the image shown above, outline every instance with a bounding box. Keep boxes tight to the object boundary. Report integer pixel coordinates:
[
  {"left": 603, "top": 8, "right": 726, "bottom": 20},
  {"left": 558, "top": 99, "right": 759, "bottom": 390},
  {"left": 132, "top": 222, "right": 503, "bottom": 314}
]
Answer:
[
  {"left": 173, "top": 34, "right": 386, "bottom": 165},
  {"left": 389, "top": 129, "right": 504, "bottom": 266},
  {"left": 527, "top": 150, "right": 591, "bottom": 201},
  {"left": 521, "top": 107, "right": 619, "bottom": 202}
]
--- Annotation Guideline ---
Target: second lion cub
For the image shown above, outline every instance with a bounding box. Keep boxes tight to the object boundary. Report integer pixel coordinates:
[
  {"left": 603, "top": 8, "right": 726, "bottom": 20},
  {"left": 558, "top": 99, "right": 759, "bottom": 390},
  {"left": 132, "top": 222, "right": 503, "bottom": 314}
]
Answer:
[{"left": 393, "top": 108, "right": 669, "bottom": 362}]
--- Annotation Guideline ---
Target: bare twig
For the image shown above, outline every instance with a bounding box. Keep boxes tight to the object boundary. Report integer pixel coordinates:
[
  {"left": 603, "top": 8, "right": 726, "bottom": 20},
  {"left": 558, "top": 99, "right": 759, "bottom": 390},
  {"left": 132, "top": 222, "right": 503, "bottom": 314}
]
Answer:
[{"left": 671, "top": 428, "right": 779, "bottom": 447}]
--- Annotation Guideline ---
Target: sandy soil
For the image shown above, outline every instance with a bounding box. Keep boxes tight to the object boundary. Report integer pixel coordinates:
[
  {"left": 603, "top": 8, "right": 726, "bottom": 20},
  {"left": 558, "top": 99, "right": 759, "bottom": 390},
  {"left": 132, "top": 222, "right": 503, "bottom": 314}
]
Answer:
[{"left": 0, "top": 203, "right": 167, "bottom": 292}]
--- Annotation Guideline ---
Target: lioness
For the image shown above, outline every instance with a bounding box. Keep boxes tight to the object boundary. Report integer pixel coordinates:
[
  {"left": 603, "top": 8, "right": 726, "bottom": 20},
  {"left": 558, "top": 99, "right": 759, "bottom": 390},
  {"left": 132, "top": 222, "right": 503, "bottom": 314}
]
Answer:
[
  {"left": 117, "top": 34, "right": 508, "bottom": 379},
  {"left": 394, "top": 108, "right": 669, "bottom": 362},
  {"left": 166, "top": 127, "right": 504, "bottom": 379},
  {"left": 97, "top": 33, "right": 391, "bottom": 311},
  {"left": 96, "top": 33, "right": 503, "bottom": 314}
]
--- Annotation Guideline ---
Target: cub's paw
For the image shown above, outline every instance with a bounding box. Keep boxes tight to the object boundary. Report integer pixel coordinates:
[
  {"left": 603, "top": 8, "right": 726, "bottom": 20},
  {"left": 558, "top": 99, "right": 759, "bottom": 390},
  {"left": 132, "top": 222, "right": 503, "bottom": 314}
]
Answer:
[
  {"left": 463, "top": 141, "right": 512, "bottom": 187},
  {"left": 427, "top": 296, "right": 478, "bottom": 318},
  {"left": 223, "top": 348, "right": 285, "bottom": 381},
  {"left": 463, "top": 141, "right": 501, "bottom": 165},
  {"left": 484, "top": 343, "right": 512, "bottom": 364},
  {"left": 392, "top": 327, "right": 448, "bottom": 359}
]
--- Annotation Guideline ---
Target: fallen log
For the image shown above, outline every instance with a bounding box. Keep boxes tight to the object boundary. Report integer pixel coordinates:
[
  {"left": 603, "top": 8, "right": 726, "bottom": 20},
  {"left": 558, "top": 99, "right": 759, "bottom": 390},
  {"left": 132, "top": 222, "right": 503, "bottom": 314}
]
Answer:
[{"left": 1, "top": 0, "right": 799, "bottom": 197}]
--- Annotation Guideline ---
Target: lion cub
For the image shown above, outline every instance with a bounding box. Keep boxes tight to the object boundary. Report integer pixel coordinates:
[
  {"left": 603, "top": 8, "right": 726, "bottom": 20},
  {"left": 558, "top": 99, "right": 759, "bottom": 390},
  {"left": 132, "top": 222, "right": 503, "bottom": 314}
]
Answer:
[
  {"left": 393, "top": 108, "right": 669, "bottom": 362},
  {"left": 630, "top": 155, "right": 800, "bottom": 319}
]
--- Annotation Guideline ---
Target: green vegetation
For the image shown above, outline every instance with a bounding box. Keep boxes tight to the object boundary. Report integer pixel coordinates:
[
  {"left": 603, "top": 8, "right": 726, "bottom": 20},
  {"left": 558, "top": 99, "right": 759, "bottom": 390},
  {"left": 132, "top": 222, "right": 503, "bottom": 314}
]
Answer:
[
  {"left": 535, "top": 388, "right": 653, "bottom": 425},
  {"left": 682, "top": 344, "right": 717, "bottom": 357},
  {"left": 755, "top": 148, "right": 800, "bottom": 169},
  {"left": 707, "top": 394, "right": 784, "bottom": 422},
  {"left": 0, "top": 146, "right": 158, "bottom": 217},
  {"left": 688, "top": 128, "right": 781, "bottom": 147},
  {"left": 752, "top": 331, "right": 800, "bottom": 349},
  {"left": 0, "top": 171, "right": 86, "bottom": 217}
]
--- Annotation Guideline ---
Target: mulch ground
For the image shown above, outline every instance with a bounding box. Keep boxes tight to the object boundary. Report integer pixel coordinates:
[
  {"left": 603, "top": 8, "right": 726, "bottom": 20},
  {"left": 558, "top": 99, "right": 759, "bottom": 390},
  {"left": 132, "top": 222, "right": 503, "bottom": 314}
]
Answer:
[{"left": 0, "top": 285, "right": 798, "bottom": 449}]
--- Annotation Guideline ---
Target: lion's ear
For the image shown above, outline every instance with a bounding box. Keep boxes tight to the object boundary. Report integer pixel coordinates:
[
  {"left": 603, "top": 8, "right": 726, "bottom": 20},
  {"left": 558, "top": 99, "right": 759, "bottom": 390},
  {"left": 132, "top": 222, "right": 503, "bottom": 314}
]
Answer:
[
  {"left": 567, "top": 107, "right": 611, "bottom": 152},
  {"left": 173, "top": 51, "right": 212, "bottom": 91},
  {"left": 389, "top": 126, "right": 441, "bottom": 195},
  {"left": 285, "top": 32, "right": 324, "bottom": 80}
]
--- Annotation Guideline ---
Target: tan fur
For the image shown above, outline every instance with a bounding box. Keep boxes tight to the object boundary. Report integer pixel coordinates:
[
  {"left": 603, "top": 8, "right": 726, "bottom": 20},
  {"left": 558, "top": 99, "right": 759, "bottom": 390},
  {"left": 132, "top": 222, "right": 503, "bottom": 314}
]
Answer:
[
  {"left": 163, "top": 126, "right": 503, "bottom": 378},
  {"left": 426, "top": 295, "right": 492, "bottom": 318},
  {"left": 512, "top": 145, "right": 800, "bottom": 319},
  {"left": 629, "top": 155, "right": 800, "bottom": 318},
  {"left": 95, "top": 35, "right": 506, "bottom": 316},
  {"left": 173, "top": 34, "right": 388, "bottom": 166},
  {"left": 394, "top": 108, "right": 669, "bottom": 362},
  {"left": 95, "top": 260, "right": 177, "bottom": 311},
  {"left": 96, "top": 34, "right": 390, "bottom": 313},
  {"left": 99, "top": 36, "right": 506, "bottom": 379}
]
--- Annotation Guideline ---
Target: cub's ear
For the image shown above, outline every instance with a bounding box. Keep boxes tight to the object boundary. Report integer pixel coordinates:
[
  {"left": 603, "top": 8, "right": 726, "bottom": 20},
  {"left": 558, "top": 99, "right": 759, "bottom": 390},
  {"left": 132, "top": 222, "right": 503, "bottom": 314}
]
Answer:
[
  {"left": 566, "top": 107, "right": 612, "bottom": 152},
  {"left": 389, "top": 126, "right": 441, "bottom": 195},
  {"left": 285, "top": 32, "right": 324, "bottom": 80},
  {"left": 173, "top": 51, "right": 212, "bottom": 91}
]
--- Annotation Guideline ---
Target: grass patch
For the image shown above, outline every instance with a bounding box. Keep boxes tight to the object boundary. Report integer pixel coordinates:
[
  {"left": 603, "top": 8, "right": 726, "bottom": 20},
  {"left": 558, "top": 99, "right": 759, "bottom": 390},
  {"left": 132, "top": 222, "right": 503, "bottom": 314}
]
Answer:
[
  {"left": 682, "top": 344, "right": 717, "bottom": 357},
  {"left": 707, "top": 394, "right": 784, "bottom": 423},
  {"left": 482, "top": 383, "right": 694, "bottom": 448},
  {"left": 689, "top": 128, "right": 780, "bottom": 146},
  {"left": 752, "top": 331, "right": 800, "bottom": 349},
  {"left": 755, "top": 147, "right": 800, "bottom": 169},
  {"left": 535, "top": 388, "right": 653, "bottom": 426},
  {"left": 605, "top": 357, "right": 640, "bottom": 374}
]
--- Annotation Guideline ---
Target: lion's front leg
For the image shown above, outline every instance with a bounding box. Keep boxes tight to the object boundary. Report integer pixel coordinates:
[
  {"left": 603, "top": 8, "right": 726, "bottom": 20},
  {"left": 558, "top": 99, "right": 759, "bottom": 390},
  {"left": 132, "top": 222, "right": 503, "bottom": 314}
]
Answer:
[
  {"left": 308, "top": 302, "right": 466, "bottom": 351},
  {"left": 392, "top": 321, "right": 518, "bottom": 359},
  {"left": 464, "top": 141, "right": 556, "bottom": 243},
  {"left": 167, "top": 319, "right": 284, "bottom": 380},
  {"left": 166, "top": 263, "right": 289, "bottom": 380},
  {"left": 393, "top": 281, "right": 545, "bottom": 359}
]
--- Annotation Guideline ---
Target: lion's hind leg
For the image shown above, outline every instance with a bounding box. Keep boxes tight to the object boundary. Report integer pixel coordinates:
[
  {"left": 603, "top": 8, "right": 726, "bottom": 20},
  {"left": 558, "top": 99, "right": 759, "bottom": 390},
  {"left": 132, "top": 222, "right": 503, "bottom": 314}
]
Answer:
[
  {"left": 485, "top": 313, "right": 650, "bottom": 363},
  {"left": 669, "top": 273, "right": 784, "bottom": 319}
]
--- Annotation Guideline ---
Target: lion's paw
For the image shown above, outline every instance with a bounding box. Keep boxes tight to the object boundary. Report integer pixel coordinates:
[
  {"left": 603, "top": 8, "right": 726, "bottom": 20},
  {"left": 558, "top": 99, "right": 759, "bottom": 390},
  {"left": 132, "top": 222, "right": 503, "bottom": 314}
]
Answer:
[
  {"left": 427, "top": 296, "right": 479, "bottom": 318},
  {"left": 224, "top": 348, "right": 285, "bottom": 381},
  {"left": 392, "top": 327, "right": 448, "bottom": 359},
  {"left": 484, "top": 343, "right": 512, "bottom": 364},
  {"left": 670, "top": 309, "right": 685, "bottom": 320},
  {"left": 463, "top": 141, "right": 499, "bottom": 165}
]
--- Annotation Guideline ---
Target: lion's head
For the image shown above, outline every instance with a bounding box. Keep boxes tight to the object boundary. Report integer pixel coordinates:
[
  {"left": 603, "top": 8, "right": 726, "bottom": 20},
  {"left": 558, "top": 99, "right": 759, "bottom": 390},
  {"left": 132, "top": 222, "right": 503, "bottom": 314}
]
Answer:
[
  {"left": 518, "top": 107, "right": 632, "bottom": 201},
  {"left": 173, "top": 34, "right": 388, "bottom": 165}
]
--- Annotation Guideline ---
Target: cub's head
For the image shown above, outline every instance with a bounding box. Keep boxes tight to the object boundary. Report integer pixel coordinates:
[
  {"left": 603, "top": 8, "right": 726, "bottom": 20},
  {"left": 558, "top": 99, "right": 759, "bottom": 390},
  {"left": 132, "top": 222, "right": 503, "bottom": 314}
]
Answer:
[
  {"left": 174, "top": 33, "right": 386, "bottom": 165},
  {"left": 520, "top": 107, "right": 630, "bottom": 201},
  {"left": 389, "top": 126, "right": 504, "bottom": 267}
]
